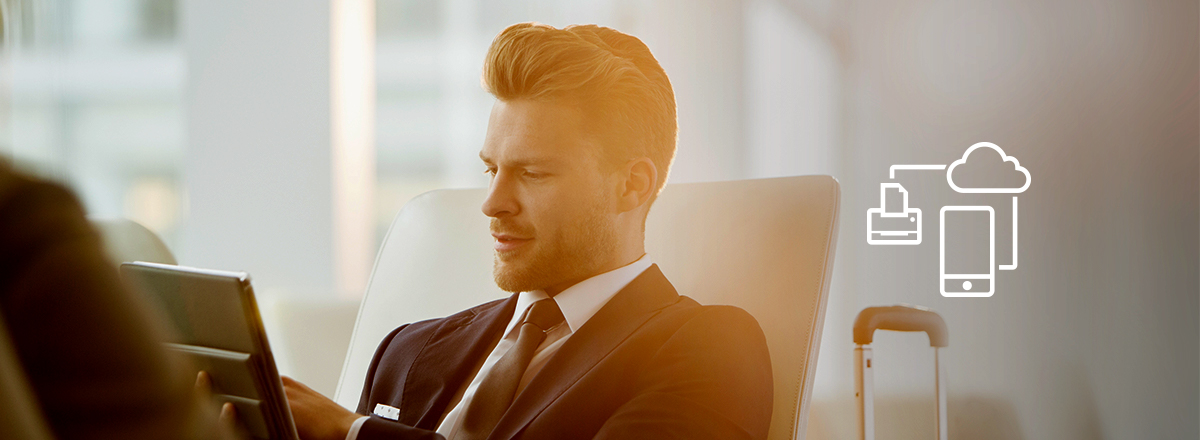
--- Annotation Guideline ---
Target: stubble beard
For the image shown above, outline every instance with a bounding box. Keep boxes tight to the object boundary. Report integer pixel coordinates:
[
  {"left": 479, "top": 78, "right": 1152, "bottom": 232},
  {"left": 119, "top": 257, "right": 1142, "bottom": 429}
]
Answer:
[{"left": 492, "top": 203, "right": 617, "bottom": 293}]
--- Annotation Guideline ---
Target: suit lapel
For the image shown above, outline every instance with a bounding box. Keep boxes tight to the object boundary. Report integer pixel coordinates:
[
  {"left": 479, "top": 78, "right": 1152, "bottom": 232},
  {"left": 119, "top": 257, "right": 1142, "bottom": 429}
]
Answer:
[
  {"left": 487, "top": 264, "right": 680, "bottom": 439},
  {"left": 400, "top": 294, "right": 518, "bottom": 429}
]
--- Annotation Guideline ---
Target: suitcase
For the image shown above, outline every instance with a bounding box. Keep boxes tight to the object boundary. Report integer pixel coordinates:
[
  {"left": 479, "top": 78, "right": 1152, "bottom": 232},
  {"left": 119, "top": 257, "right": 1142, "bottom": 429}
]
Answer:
[{"left": 853, "top": 305, "right": 950, "bottom": 440}]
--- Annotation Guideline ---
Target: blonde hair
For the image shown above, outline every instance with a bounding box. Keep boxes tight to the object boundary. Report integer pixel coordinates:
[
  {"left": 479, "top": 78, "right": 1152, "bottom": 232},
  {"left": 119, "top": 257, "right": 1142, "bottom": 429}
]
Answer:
[{"left": 483, "top": 22, "right": 677, "bottom": 200}]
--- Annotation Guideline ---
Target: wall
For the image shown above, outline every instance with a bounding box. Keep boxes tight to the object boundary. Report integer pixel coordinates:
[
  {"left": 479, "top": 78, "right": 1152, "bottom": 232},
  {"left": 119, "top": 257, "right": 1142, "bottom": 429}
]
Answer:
[
  {"left": 800, "top": 0, "right": 1198, "bottom": 438},
  {"left": 180, "top": 0, "right": 335, "bottom": 298}
]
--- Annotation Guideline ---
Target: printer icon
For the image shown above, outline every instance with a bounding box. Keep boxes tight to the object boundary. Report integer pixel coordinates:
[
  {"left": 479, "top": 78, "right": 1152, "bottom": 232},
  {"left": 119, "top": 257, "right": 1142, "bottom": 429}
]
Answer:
[{"left": 867, "top": 182, "right": 922, "bottom": 245}]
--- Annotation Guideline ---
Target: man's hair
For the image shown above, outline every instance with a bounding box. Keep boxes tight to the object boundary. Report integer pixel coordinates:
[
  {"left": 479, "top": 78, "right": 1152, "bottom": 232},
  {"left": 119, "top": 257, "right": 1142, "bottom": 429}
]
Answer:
[{"left": 482, "top": 23, "right": 677, "bottom": 202}]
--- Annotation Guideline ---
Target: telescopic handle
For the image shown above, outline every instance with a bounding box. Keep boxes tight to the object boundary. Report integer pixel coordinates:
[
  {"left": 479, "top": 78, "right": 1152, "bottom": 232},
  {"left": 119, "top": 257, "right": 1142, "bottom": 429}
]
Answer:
[{"left": 853, "top": 305, "right": 948, "bottom": 347}]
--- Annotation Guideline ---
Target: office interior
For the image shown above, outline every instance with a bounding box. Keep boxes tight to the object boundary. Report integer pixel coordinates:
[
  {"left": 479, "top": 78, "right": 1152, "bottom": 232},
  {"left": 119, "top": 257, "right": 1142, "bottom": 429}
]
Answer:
[{"left": 0, "top": 0, "right": 1196, "bottom": 438}]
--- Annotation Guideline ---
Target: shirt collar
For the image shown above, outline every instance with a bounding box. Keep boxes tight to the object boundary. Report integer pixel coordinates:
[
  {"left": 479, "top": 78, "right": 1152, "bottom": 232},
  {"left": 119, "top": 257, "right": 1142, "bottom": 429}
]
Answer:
[{"left": 505, "top": 254, "right": 654, "bottom": 336}]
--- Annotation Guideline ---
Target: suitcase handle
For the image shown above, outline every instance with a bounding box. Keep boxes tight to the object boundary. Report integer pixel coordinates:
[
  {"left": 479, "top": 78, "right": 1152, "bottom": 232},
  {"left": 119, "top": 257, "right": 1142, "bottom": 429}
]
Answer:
[{"left": 853, "top": 305, "right": 948, "bottom": 347}]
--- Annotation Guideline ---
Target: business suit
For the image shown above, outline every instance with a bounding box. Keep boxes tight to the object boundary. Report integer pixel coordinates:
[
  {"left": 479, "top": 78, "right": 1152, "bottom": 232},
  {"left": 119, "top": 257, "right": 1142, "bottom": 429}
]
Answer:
[{"left": 354, "top": 264, "right": 774, "bottom": 440}]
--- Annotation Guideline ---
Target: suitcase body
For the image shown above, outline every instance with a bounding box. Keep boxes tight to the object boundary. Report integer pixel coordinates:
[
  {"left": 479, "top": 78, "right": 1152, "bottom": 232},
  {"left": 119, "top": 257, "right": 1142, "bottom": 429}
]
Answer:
[{"left": 853, "top": 305, "right": 949, "bottom": 440}]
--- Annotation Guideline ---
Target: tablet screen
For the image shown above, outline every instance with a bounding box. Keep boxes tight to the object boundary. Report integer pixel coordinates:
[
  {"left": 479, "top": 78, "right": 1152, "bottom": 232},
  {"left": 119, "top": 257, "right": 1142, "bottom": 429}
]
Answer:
[{"left": 121, "top": 262, "right": 298, "bottom": 440}]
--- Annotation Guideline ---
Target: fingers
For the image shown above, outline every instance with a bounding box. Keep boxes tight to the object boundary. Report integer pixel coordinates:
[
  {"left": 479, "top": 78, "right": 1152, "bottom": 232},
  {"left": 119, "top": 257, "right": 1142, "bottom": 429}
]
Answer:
[
  {"left": 280, "top": 375, "right": 303, "bottom": 389},
  {"left": 197, "top": 373, "right": 243, "bottom": 438},
  {"left": 219, "top": 402, "right": 249, "bottom": 440},
  {"left": 281, "top": 375, "right": 314, "bottom": 395},
  {"left": 220, "top": 402, "right": 238, "bottom": 424},
  {"left": 195, "top": 371, "right": 212, "bottom": 396}
]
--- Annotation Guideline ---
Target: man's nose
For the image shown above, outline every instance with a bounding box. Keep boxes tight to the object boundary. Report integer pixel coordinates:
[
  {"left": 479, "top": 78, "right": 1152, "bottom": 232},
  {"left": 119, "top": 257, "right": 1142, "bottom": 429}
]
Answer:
[{"left": 481, "top": 172, "right": 519, "bottom": 218}]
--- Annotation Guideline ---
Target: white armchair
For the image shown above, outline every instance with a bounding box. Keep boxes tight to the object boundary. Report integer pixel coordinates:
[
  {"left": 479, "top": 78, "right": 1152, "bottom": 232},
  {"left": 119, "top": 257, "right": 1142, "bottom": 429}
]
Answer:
[
  {"left": 89, "top": 217, "right": 177, "bottom": 266},
  {"left": 336, "top": 175, "right": 841, "bottom": 440}
]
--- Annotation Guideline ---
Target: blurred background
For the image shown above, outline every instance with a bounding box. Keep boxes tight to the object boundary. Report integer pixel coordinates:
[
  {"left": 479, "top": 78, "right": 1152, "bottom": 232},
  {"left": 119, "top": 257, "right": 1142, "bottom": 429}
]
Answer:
[{"left": 0, "top": 0, "right": 1195, "bottom": 438}]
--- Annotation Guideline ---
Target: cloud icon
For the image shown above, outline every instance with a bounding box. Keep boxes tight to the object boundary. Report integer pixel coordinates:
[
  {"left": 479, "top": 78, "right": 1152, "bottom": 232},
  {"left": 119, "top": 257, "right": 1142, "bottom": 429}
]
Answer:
[{"left": 946, "top": 142, "right": 1031, "bottom": 193}]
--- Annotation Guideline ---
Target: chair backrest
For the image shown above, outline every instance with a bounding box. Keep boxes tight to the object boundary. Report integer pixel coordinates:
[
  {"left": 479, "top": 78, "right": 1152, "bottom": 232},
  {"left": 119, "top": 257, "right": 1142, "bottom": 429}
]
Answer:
[
  {"left": 89, "top": 217, "right": 177, "bottom": 266},
  {"left": 335, "top": 176, "right": 840, "bottom": 440}
]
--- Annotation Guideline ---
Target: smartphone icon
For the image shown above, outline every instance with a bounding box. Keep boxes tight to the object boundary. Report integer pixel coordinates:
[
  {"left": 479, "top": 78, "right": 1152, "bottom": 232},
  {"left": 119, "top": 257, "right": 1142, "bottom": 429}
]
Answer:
[{"left": 940, "top": 206, "right": 995, "bottom": 297}]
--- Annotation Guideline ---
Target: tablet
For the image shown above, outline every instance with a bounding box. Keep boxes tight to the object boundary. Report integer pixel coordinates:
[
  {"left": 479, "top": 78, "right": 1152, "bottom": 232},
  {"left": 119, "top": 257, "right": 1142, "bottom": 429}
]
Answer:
[{"left": 120, "top": 262, "right": 298, "bottom": 440}]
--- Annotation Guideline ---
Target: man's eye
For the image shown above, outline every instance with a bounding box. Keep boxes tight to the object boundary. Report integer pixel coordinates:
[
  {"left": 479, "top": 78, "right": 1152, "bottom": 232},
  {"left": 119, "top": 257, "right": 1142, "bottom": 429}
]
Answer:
[
  {"left": 483, "top": 168, "right": 496, "bottom": 177},
  {"left": 522, "top": 171, "right": 544, "bottom": 180}
]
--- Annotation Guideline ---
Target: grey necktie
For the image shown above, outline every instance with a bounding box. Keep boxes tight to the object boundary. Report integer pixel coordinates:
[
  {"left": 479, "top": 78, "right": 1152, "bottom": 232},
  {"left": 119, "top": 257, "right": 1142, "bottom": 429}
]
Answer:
[{"left": 457, "top": 298, "right": 565, "bottom": 440}]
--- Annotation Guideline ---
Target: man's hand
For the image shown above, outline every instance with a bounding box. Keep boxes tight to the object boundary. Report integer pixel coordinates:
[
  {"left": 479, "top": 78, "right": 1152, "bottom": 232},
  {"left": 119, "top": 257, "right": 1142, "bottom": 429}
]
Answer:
[
  {"left": 283, "top": 375, "right": 361, "bottom": 440},
  {"left": 196, "top": 371, "right": 246, "bottom": 439}
]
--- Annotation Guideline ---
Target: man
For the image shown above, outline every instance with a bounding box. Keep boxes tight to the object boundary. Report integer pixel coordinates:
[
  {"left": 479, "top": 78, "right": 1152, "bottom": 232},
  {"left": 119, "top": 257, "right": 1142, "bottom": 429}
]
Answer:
[{"left": 284, "top": 23, "right": 774, "bottom": 440}]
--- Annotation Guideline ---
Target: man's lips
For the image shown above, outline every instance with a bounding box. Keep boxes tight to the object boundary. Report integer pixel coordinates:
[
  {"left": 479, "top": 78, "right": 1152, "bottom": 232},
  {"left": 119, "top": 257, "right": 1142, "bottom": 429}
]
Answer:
[{"left": 491, "top": 233, "right": 532, "bottom": 252}]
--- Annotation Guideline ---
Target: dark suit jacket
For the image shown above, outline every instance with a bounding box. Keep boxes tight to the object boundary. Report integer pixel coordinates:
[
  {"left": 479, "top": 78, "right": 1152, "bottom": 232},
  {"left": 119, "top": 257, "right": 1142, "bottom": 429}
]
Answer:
[{"left": 355, "top": 264, "right": 774, "bottom": 440}]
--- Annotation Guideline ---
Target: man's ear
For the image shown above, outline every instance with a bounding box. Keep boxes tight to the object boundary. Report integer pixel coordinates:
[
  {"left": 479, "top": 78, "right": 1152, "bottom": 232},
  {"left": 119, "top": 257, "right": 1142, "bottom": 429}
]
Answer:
[{"left": 616, "top": 157, "right": 657, "bottom": 214}]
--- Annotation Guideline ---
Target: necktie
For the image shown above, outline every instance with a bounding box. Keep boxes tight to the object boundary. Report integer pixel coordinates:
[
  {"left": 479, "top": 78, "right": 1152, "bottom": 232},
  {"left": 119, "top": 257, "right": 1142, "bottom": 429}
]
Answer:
[{"left": 457, "top": 299, "right": 565, "bottom": 440}]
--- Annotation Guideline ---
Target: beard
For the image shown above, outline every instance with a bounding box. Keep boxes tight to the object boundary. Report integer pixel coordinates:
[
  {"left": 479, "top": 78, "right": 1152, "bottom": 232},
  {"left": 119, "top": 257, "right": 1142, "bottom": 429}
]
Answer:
[{"left": 491, "top": 201, "right": 617, "bottom": 293}]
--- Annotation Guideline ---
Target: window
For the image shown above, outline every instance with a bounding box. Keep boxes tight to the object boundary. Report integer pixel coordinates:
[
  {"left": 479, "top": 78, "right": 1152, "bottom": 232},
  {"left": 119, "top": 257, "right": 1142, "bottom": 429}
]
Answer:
[{"left": 3, "top": 0, "right": 186, "bottom": 248}]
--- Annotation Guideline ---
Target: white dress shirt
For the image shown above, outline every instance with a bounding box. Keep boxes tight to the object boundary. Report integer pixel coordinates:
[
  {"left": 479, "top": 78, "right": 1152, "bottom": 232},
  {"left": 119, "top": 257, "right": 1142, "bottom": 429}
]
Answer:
[{"left": 346, "top": 255, "right": 653, "bottom": 440}]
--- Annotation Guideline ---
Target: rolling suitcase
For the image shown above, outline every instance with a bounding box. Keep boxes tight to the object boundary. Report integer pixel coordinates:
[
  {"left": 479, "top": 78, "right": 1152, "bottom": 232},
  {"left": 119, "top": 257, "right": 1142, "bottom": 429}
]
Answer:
[{"left": 853, "top": 305, "right": 950, "bottom": 440}]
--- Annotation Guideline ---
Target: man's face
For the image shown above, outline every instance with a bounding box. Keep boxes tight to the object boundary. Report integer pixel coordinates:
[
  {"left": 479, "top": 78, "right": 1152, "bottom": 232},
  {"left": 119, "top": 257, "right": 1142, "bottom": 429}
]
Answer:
[{"left": 480, "top": 99, "right": 619, "bottom": 294}]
